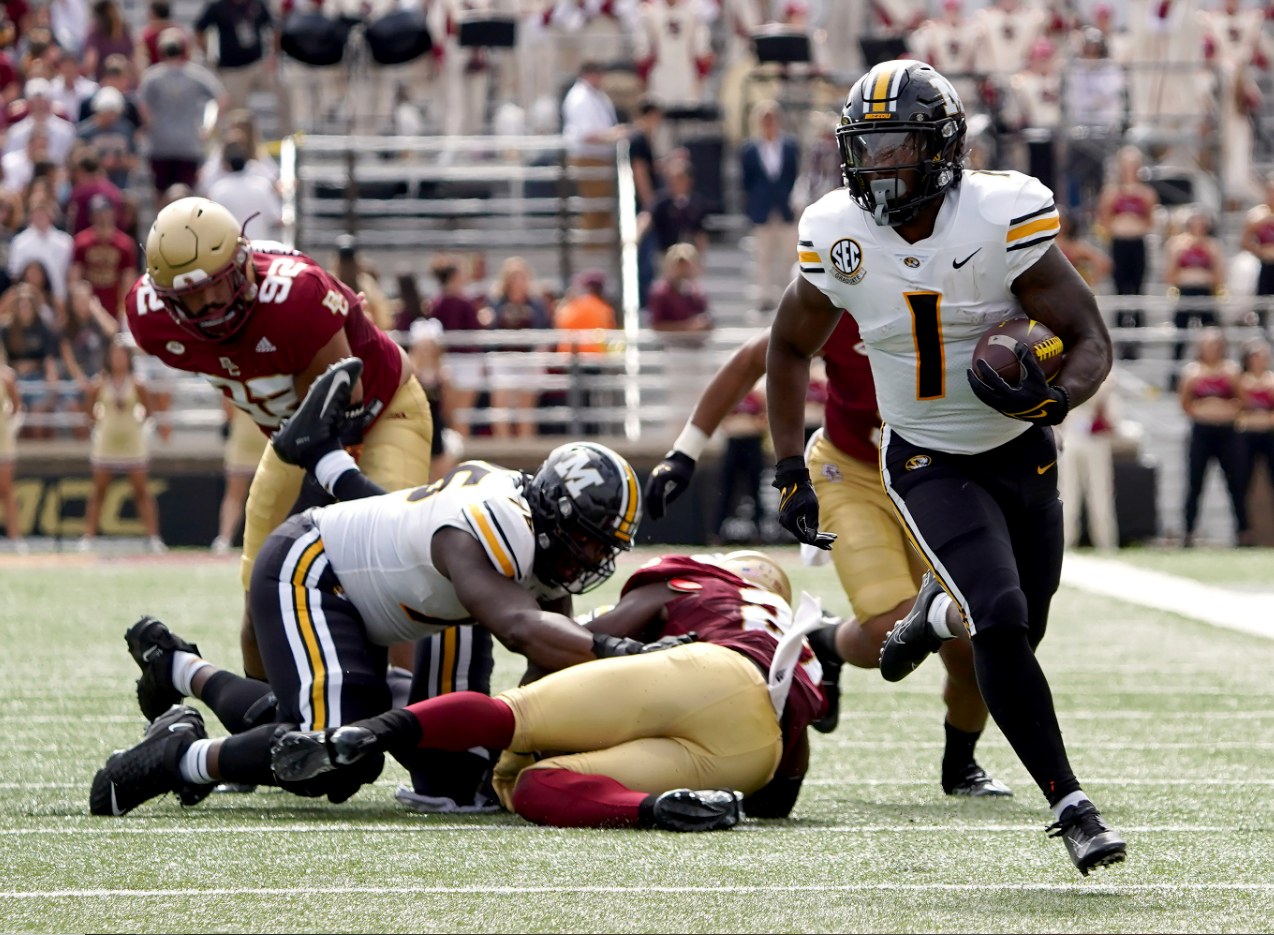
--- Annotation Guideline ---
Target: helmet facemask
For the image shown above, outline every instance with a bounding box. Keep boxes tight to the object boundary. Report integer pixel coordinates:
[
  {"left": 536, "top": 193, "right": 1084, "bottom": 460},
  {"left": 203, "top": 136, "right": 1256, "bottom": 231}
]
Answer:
[
  {"left": 532, "top": 502, "right": 623, "bottom": 594},
  {"left": 154, "top": 240, "right": 257, "bottom": 342},
  {"left": 837, "top": 118, "right": 964, "bottom": 227}
]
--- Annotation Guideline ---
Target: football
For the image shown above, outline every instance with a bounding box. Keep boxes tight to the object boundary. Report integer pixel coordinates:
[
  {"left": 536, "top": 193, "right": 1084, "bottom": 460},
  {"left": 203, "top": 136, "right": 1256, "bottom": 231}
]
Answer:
[{"left": 972, "top": 318, "right": 1064, "bottom": 385}]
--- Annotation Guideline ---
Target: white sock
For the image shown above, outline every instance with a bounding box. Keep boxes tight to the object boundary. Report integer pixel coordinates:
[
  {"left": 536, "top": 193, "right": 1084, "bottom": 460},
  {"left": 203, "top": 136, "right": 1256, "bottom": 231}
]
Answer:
[
  {"left": 178, "top": 738, "right": 216, "bottom": 785},
  {"left": 927, "top": 593, "right": 955, "bottom": 640},
  {"left": 171, "top": 651, "right": 212, "bottom": 697},
  {"left": 1051, "top": 790, "right": 1092, "bottom": 820},
  {"left": 314, "top": 449, "right": 358, "bottom": 496}
]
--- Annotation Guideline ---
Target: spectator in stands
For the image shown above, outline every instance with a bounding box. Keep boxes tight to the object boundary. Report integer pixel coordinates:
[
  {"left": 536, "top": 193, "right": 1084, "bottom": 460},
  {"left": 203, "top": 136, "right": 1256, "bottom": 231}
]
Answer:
[
  {"left": 1237, "top": 338, "right": 1274, "bottom": 540},
  {"left": 740, "top": 100, "right": 799, "bottom": 313},
  {"left": 630, "top": 98, "right": 664, "bottom": 307},
  {"left": 1055, "top": 212, "right": 1111, "bottom": 290},
  {"left": 0, "top": 192, "right": 22, "bottom": 295},
  {"left": 647, "top": 155, "right": 709, "bottom": 258},
  {"left": 49, "top": 0, "right": 90, "bottom": 56},
  {"left": 79, "top": 54, "right": 141, "bottom": 127},
  {"left": 19, "top": 260, "right": 60, "bottom": 321},
  {"left": 393, "top": 270, "right": 425, "bottom": 334},
  {"left": 65, "top": 152, "right": 122, "bottom": 237},
  {"left": 82, "top": 0, "right": 131, "bottom": 82},
  {"left": 633, "top": 0, "right": 712, "bottom": 107},
  {"left": 555, "top": 268, "right": 616, "bottom": 354},
  {"left": 562, "top": 61, "right": 623, "bottom": 241},
  {"left": 79, "top": 336, "right": 165, "bottom": 552},
  {"left": 59, "top": 279, "right": 116, "bottom": 436},
  {"left": 70, "top": 193, "right": 135, "bottom": 317},
  {"left": 1179, "top": 327, "right": 1247, "bottom": 547},
  {"left": 1240, "top": 173, "right": 1274, "bottom": 324},
  {"left": 1059, "top": 372, "right": 1120, "bottom": 550},
  {"left": 1168, "top": 209, "right": 1226, "bottom": 374},
  {"left": 5, "top": 77, "right": 75, "bottom": 165},
  {"left": 195, "top": 0, "right": 291, "bottom": 136},
  {"left": 135, "top": 0, "right": 180, "bottom": 72},
  {"left": 51, "top": 47, "right": 98, "bottom": 120},
  {"left": 1097, "top": 147, "right": 1159, "bottom": 359},
  {"left": 139, "top": 28, "right": 225, "bottom": 193},
  {"left": 8, "top": 198, "right": 71, "bottom": 306},
  {"left": 207, "top": 134, "right": 280, "bottom": 240},
  {"left": 711, "top": 383, "right": 767, "bottom": 545},
  {"left": 0, "top": 128, "right": 46, "bottom": 197},
  {"left": 0, "top": 284, "right": 57, "bottom": 438},
  {"left": 975, "top": 0, "right": 1046, "bottom": 78},
  {"left": 333, "top": 235, "right": 392, "bottom": 331},
  {"left": 77, "top": 86, "right": 136, "bottom": 190},
  {"left": 198, "top": 108, "right": 277, "bottom": 192},
  {"left": 484, "top": 256, "right": 549, "bottom": 439},
  {"left": 428, "top": 254, "right": 484, "bottom": 439},
  {"left": 1008, "top": 38, "right": 1061, "bottom": 191},
  {"left": 3, "top": 1, "right": 30, "bottom": 42},
  {"left": 408, "top": 317, "right": 454, "bottom": 482},
  {"left": 648, "top": 242, "right": 710, "bottom": 335},
  {"left": 0, "top": 359, "right": 19, "bottom": 548},
  {"left": 212, "top": 402, "right": 264, "bottom": 555}
]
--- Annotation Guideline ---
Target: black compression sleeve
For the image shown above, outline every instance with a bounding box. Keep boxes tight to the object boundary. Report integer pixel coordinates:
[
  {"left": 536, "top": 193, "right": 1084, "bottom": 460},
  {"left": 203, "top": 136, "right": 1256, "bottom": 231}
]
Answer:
[{"left": 331, "top": 468, "right": 388, "bottom": 502}]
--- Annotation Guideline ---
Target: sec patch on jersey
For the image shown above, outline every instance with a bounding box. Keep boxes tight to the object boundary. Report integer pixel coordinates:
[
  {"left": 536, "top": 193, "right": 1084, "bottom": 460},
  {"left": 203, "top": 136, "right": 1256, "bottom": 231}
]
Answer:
[{"left": 972, "top": 318, "right": 1064, "bottom": 385}]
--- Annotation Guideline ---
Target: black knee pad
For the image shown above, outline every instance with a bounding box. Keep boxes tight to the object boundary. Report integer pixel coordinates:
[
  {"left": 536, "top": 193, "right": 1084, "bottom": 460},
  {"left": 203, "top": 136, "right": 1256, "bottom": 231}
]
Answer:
[
  {"left": 971, "top": 585, "right": 1029, "bottom": 638},
  {"left": 241, "top": 692, "right": 278, "bottom": 731}
]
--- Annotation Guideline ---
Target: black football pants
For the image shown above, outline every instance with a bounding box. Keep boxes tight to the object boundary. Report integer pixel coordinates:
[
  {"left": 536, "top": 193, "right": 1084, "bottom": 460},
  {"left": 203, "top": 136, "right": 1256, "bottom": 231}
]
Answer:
[{"left": 881, "top": 424, "right": 1080, "bottom": 805}]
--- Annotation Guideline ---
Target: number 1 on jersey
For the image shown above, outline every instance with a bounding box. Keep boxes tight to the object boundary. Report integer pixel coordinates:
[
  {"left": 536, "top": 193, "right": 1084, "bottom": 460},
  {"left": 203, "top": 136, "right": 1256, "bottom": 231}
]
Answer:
[{"left": 905, "top": 291, "right": 945, "bottom": 400}]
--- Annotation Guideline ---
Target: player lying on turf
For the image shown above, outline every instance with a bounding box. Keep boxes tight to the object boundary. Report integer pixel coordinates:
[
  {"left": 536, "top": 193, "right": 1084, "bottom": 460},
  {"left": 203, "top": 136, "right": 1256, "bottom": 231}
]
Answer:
[
  {"left": 645, "top": 326, "right": 1009, "bottom": 798},
  {"left": 271, "top": 551, "right": 827, "bottom": 831},
  {"left": 92, "top": 365, "right": 665, "bottom": 815}
]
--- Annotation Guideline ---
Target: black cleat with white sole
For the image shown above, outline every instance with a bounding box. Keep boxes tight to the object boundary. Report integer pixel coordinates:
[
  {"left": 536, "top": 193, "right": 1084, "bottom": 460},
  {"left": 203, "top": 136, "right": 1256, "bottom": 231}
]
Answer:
[
  {"left": 124, "top": 615, "right": 200, "bottom": 723},
  {"left": 944, "top": 764, "right": 1013, "bottom": 797},
  {"left": 879, "top": 570, "right": 948, "bottom": 682},
  {"left": 806, "top": 614, "right": 843, "bottom": 733},
  {"left": 270, "top": 357, "right": 363, "bottom": 469},
  {"left": 1047, "top": 802, "right": 1127, "bottom": 875},
  {"left": 643, "top": 789, "right": 745, "bottom": 832},
  {"left": 90, "top": 705, "right": 214, "bottom": 816}
]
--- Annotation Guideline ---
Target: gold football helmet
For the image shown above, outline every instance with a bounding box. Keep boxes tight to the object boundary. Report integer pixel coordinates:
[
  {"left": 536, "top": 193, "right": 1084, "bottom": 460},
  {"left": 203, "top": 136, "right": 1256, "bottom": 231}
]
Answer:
[
  {"left": 719, "top": 550, "right": 792, "bottom": 606},
  {"left": 145, "top": 197, "right": 255, "bottom": 340}
]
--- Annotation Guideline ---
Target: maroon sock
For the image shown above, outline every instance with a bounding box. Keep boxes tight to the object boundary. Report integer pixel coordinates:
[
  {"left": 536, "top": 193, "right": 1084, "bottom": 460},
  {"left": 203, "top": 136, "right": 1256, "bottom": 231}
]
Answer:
[
  {"left": 406, "top": 691, "right": 515, "bottom": 751},
  {"left": 510, "top": 768, "right": 652, "bottom": 828}
]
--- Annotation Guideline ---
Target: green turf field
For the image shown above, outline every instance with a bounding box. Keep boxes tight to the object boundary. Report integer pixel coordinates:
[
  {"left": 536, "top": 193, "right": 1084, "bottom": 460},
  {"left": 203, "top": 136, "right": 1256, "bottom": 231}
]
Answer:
[
  {"left": 2, "top": 549, "right": 1273, "bottom": 933},
  {"left": 1107, "top": 547, "right": 1274, "bottom": 588}
]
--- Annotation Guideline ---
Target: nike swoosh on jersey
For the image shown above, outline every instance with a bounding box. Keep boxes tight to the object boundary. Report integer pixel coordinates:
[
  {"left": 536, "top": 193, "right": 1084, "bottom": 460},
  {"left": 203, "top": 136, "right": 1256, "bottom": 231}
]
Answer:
[
  {"left": 953, "top": 248, "right": 981, "bottom": 269},
  {"left": 1037, "top": 461, "right": 1056, "bottom": 474},
  {"left": 322, "top": 371, "right": 352, "bottom": 417}
]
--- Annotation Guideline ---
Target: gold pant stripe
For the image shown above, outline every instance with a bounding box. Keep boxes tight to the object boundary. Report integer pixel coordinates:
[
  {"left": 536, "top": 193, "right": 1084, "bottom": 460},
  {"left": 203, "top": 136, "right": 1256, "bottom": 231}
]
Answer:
[
  {"left": 290, "top": 538, "right": 329, "bottom": 729},
  {"left": 440, "top": 626, "right": 458, "bottom": 695}
]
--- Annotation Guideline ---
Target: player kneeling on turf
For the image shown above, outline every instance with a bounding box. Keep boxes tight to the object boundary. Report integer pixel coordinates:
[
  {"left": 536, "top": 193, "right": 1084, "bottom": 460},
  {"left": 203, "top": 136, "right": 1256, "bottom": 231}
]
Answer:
[
  {"left": 91, "top": 363, "right": 664, "bottom": 815},
  {"left": 272, "top": 551, "right": 828, "bottom": 831}
]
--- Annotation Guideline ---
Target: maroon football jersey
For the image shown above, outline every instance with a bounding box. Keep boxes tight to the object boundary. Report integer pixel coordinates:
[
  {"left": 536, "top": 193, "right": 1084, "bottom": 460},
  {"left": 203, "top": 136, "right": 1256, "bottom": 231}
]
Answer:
[
  {"left": 126, "top": 244, "right": 403, "bottom": 436},
  {"left": 821, "top": 312, "right": 881, "bottom": 465},
  {"left": 621, "top": 556, "right": 826, "bottom": 745}
]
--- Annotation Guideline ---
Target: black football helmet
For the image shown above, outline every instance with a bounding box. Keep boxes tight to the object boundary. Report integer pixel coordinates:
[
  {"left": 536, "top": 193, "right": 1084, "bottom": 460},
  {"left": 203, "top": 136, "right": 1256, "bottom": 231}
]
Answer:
[
  {"left": 526, "top": 442, "right": 641, "bottom": 594},
  {"left": 837, "top": 60, "right": 967, "bottom": 227}
]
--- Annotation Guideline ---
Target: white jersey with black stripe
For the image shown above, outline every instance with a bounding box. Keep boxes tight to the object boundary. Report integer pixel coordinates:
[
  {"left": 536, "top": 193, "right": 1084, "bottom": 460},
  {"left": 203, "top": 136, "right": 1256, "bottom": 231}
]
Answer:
[
  {"left": 314, "top": 461, "right": 549, "bottom": 646},
  {"left": 797, "top": 170, "right": 1059, "bottom": 455}
]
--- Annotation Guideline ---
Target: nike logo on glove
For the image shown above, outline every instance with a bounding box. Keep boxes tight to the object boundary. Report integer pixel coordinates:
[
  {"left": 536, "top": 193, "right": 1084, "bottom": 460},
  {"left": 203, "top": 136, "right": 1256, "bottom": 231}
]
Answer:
[{"left": 953, "top": 248, "right": 981, "bottom": 269}]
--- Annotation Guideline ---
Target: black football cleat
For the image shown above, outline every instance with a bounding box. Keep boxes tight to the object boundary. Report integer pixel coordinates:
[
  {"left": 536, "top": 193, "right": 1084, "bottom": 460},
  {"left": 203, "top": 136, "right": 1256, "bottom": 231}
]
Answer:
[
  {"left": 90, "top": 705, "right": 214, "bottom": 816},
  {"left": 125, "top": 615, "right": 200, "bottom": 722},
  {"left": 271, "top": 725, "right": 382, "bottom": 782},
  {"left": 879, "top": 571, "right": 948, "bottom": 683},
  {"left": 645, "top": 789, "right": 744, "bottom": 832},
  {"left": 1047, "top": 802, "right": 1127, "bottom": 876},
  {"left": 271, "top": 357, "right": 363, "bottom": 468},
  {"left": 943, "top": 764, "right": 1013, "bottom": 797},
  {"left": 807, "top": 614, "right": 844, "bottom": 733}
]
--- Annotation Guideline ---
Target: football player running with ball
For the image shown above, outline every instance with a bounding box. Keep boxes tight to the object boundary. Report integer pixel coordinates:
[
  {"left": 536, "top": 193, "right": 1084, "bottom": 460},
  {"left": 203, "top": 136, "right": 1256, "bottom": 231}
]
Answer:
[
  {"left": 645, "top": 323, "right": 1011, "bottom": 799},
  {"left": 765, "top": 61, "right": 1125, "bottom": 875}
]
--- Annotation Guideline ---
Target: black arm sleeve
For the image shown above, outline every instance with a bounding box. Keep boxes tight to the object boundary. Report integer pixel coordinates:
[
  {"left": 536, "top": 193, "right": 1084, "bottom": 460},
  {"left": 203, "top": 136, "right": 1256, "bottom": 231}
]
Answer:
[{"left": 331, "top": 468, "right": 388, "bottom": 502}]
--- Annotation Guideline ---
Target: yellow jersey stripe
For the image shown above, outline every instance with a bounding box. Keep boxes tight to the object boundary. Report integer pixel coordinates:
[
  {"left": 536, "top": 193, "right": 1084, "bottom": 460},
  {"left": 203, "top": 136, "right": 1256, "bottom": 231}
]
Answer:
[
  {"left": 291, "top": 538, "right": 328, "bottom": 729},
  {"left": 468, "top": 504, "right": 515, "bottom": 577},
  {"left": 1007, "top": 214, "right": 1060, "bottom": 242},
  {"left": 440, "top": 626, "right": 457, "bottom": 695},
  {"left": 798, "top": 250, "right": 821, "bottom": 264}
]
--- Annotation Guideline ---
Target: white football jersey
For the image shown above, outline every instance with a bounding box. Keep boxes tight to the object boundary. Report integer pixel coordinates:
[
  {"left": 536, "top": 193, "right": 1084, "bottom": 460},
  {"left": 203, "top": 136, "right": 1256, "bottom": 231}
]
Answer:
[
  {"left": 798, "top": 170, "right": 1059, "bottom": 455},
  {"left": 315, "top": 462, "right": 556, "bottom": 646}
]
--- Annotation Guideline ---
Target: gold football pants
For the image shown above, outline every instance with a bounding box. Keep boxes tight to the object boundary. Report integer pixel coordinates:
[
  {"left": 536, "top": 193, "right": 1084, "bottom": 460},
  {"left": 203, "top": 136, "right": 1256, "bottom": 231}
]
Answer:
[
  {"left": 492, "top": 642, "right": 783, "bottom": 810},
  {"left": 240, "top": 376, "right": 433, "bottom": 589}
]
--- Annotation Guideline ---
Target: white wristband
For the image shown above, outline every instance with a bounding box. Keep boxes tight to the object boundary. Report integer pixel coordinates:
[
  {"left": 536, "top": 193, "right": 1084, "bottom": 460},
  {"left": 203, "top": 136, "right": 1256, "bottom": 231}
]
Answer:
[
  {"left": 672, "top": 423, "right": 709, "bottom": 461},
  {"left": 314, "top": 449, "right": 358, "bottom": 495}
]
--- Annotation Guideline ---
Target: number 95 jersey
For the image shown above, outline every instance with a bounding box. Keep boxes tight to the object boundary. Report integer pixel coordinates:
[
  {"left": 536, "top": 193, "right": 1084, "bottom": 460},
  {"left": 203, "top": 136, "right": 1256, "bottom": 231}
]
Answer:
[
  {"left": 798, "top": 171, "right": 1059, "bottom": 455},
  {"left": 126, "top": 243, "right": 404, "bottom": 435}
]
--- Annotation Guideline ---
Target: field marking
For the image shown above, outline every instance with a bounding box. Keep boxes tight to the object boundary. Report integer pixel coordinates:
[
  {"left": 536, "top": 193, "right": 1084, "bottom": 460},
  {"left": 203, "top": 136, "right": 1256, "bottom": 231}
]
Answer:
[
  {"left": 1062, "top": 554, "right": 1274, "bottom": 640},
  {"left": 5, "top": 883, "right": 1274, "bottom": 899}
]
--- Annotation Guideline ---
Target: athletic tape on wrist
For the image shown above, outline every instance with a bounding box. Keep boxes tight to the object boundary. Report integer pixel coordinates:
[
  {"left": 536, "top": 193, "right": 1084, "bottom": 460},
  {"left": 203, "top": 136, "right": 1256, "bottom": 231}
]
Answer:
[
  {"left": 315, "top": 449, "right": 358, "bottom": 495},
  {"left": 672, "top": 423, "right": 709, "bottom": 461}
]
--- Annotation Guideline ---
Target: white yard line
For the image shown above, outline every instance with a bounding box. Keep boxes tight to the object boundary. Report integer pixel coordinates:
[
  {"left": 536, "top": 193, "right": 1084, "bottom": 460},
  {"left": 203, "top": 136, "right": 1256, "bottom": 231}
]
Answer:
[
  {"left": 3, "top": 883, "right": 1274, "bottom": 899},
  {"left": 1062, "top": 554, "right": 1274, "bottom": 640}
]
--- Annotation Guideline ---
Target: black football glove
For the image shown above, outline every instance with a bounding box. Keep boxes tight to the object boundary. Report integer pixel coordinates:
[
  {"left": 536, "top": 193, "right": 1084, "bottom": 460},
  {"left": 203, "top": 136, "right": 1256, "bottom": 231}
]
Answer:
[
  {"left": 591, "top": 632, "right": 698, "bottom": 659},
  {"left": 772, "top": 456, "right": 836, "bottom": 550},
  {"left": 967, "top": 341, "right": 1070, "bottom": 426},
  {"left": 644, "top": 451, "right": 697, "bottom": 520}
]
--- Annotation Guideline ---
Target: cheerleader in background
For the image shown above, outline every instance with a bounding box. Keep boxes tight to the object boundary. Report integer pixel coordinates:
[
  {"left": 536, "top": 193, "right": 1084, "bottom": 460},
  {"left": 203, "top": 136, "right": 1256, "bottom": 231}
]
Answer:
[
  {"left": 1238, "top": 338, "right": 1274, "bottom": 543},
  {"left": 211, "top": 402, "right": 267, "bottom": 556},
  {"left": 410, "top": 317, "right": 460, "bottom": 482},
  {"left": 0, "top": 361, "right": 23, "bottom": 551},
  {"left": 79, "top": 337, "right": 165, "bottom": 553}
]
